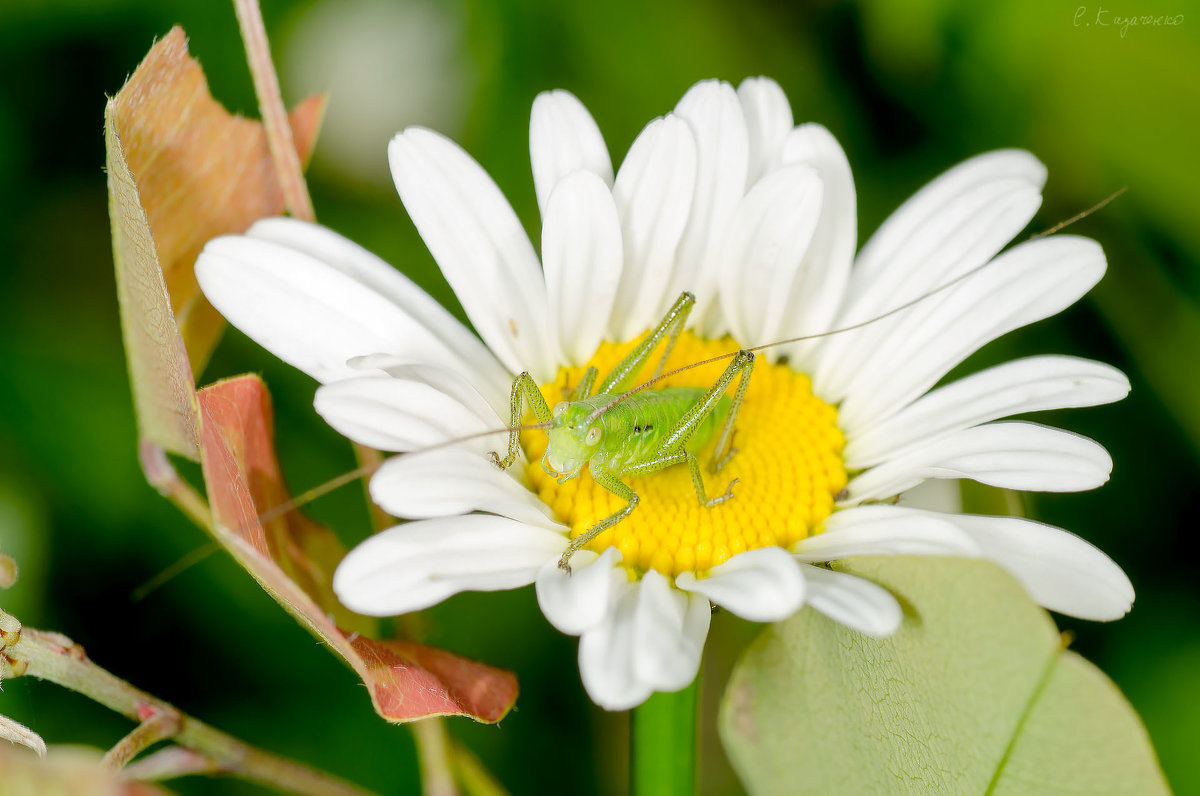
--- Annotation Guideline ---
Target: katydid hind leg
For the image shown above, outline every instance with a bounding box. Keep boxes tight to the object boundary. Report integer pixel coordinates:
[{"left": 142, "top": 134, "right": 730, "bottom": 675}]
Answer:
[
  {"left": 710, "top": 353, "right": 754, "bottom": 474},
  {"left": 490, "top": 372, "right": 552, "bottom": 470},
  {"left": 620, "top": 449, "right": 737, "bottom": 508},
  {"left": 655, "top": 350, "right": 754, "bottom": 457},
  {"left": 596, "top": 292, "right": 695, "bottom": 395}
]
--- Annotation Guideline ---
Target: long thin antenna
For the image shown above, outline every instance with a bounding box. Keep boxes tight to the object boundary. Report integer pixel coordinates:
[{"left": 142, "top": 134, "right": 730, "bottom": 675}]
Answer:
[
  {"left": 254, "top": 421, "right": 554, "bottom": 524},
  {"left": 263, "top": 189, "right": 1130, "bottom": 517},
  {"left": 1029, "top": 187, "right": 1126, "bottom": 240},
  {"left": 258, "top": 463, "right": 378, "bottom": 525},
  {"left": 130, "top": 542, "right": 219, "bottom": 601},
  {"left": 587, "top": 187, "right": 1130, "bottom": 421}
]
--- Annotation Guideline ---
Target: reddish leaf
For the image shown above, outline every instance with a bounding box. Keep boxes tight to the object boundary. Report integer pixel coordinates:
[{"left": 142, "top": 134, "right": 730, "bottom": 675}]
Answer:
[
  {"left": 197, "top": 375, "right": 519, "bottom": 723},
  {"left": 107, "top": 26, "right": 326, "bottom": 458}
]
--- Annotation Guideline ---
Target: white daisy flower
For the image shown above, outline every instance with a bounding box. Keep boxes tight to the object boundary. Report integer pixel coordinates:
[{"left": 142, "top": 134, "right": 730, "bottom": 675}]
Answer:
[{"left": 196, "top": 77, "right": 1134, "bottom": 711}]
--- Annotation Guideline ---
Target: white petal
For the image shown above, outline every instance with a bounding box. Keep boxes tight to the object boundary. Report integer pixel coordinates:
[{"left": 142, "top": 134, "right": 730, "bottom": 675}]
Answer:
[
  {"left": 542, "top": 171, "right": 623, "bottom": 364},
  {"left": 609, "top": 115, "right": 697, "bottom": 341},
  {"left": 389, "top": 128, "right": 558, "bottom": 380},
  {"left": 369, "top": 448, "right": 558, "bottom": 527},
  {"left": 314, "top": 376, "right": 493, "bottom": 453},
  {"left": 197, "top": 229, "right": 507, "bottom": 407},
  {"left": 793, "top": 505, "right": 982, "bottom": 562},
  {"left": 799, "top": 564, "right": 903, "bottom": 637},
  {"left": 530, "top": 89, "right": 614, "bottom": 215},
  {"left": 668, "top": 80, "right": 751, "bottom": 336},
  {"left": 676, "top": 546, "right": 805, "bottom": 622},
  {"left": 578, "top": 582, "right": 654, "bottom": 710},
  {"left": 776, "top": 124, "right": 857, "bottom": 366},
  {"left": 536, "top": 548, "right": 625, "bottom": 635},
  {"left": 333, "top": 515, "right": 567, "bottom": 616},
  {"left": 844, "top": 421, "right": 1113, "bottom": 503},
  {"left": 632, "top": 570, "right": 711, "bottom": 692},
  {"left": 346, "top": 357, "right": 506, "bottom": 426},
  {"left": 719, "top": 164, "right": 824, "bottom": 350},
  {"left": 834, "top": 236, "right": 1108, "bottom": 433},
  {"left": 937, "top": 511, "right": 1134, "bottom": 621},
  {"left": 816, "top": 150, "right": 1046, "bottom": 401},
  {"left": 844, "top": 149, "right": 1046, "bottom": 325},
  {"left": 242, "top": 218, "right": 510, "bottom": 402},
  {"left": 737, "top": 76, "right": 793, "bottom": 185},
  {"left": 847, "top": 355, "right": 1131, "bottom": 468}
]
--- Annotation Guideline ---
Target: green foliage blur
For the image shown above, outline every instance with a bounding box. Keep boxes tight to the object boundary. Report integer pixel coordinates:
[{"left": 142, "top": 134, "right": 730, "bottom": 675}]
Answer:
[{"left": 0, "top": 0, "right": 1196, "bottom": 793}]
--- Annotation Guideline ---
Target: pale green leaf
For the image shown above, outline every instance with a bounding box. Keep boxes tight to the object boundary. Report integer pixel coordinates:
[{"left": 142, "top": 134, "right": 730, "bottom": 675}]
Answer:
[
  {"left": 720, "top": 557, "right": 1167, "bottom": 795},
  {"left": 105, "top": 27, "right": 326, "bottom": 459},
  {"left": 106, "top": 104, "right": 200, "bottom": 459}
]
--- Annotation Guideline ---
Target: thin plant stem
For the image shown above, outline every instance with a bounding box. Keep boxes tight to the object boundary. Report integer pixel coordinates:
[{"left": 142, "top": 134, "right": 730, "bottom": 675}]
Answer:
[
  {"left": 139, "top": 440, "right": 213, "bottom": 533},
  {"left": 448, "top": 739, "right": 511, "bottom": 796},
  {"left": 102, "top": 707, "right": 182, "bottom": 768},
  {"left": 412, "top": 719, "right": 458, "bottom": 796},
  {"left": 228, "top": 4, "right": 462, "bottom": 794},
  {"left": 631, "top": 679, "right": 699, "bottom": 796},
  {"left": 124, "top": 746, "right": 220, "bottom": 780},
  {"left": 1, "top": 616, "right": 374, "bottom": 796},
  {"left": 232, "top": 0, "right": 315, "bottom": 222}
]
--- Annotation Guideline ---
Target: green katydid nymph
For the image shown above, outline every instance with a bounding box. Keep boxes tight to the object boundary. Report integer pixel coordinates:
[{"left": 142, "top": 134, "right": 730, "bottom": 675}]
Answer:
[
  {"left": 490, "top": 292, "right": 754, "bottom": 572},
  {"left": 256, "top": 188, "right": 1124, "bottom": 578}
]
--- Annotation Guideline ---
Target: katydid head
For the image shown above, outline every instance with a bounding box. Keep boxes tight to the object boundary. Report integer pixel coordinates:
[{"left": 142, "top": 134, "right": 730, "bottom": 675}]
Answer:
[{"left": 543, "top": 401, "right": 604, "bottom": 483}]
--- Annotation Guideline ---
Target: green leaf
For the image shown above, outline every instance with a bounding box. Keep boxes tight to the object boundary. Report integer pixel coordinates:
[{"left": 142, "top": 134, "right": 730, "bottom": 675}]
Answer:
[{"left": 719, "top": 557, "right": 1167, "bottom": 795}]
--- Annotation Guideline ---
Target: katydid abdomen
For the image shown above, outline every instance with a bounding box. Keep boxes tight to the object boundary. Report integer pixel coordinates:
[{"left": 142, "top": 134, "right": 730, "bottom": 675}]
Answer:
[{"left": 585, "top": 388, "right": 731, "bottom": 475}]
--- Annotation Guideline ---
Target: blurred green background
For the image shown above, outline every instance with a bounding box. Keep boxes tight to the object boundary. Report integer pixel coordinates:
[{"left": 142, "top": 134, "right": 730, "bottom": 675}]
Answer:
[{"left": 1, "top": 0, "right": 1197, "bottom": 793}]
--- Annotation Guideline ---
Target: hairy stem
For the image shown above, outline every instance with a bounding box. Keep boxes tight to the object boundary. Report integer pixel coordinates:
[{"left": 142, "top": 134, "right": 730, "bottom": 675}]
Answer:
[
  {"left": 229, "top": 5, "right": 466, "bottom": 794},
  {"left": 232, "top": 0, "right": 315, "bottom": 222},
  {"left": 103, "top": 708, "right": 182, "bottom": 769},
  {"left": 2, "top": 616, "right": 373, "bottom": 796},
  {"left": 412, "top": 719, "right": 458, "bottom": 796},
  {"left": 139, "top": 440, "right": 213, "bottom": 533}
]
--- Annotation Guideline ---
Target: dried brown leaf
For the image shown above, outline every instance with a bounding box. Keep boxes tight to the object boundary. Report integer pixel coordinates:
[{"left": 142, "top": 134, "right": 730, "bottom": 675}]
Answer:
[
  {"left": 197, "top": 375, "right": 519, "bottom": 723},
  {"left": 107, "top": 26, "right": 325, "bottom": 458}
]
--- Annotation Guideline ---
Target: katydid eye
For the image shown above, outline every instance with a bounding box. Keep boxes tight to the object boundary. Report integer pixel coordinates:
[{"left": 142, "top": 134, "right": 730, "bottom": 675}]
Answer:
[
  {"left": 585, "top": 426, "right": 601, "bottom": 445},
  {"left": 553, "top": 402, "right": 567, "bottom": 420}
]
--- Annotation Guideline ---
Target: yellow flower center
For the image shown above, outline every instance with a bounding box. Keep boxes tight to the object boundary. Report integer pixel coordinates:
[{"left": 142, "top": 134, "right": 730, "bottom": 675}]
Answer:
[{"left": 524, "top": 332, "right": 847, "bottom": 579}]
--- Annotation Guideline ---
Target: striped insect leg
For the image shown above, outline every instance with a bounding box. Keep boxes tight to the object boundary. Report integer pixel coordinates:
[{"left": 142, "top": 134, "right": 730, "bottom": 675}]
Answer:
[
  {"left": 596, "top": 292, "right": 695, "bottom": 395},
  {"left": 491, "top": 372, "right": 552, "bottom": 470},
  {"left": 559, "top": 464, "right": 639, "bottom": 572}
]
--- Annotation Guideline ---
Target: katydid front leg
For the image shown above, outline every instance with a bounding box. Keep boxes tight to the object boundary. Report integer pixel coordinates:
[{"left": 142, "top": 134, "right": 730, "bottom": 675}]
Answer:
[
  {"left": 559, "top": 465, "right": 638, "bottom": 571},
  {"left": 490, "top": 372, "right": 552, "bottom": 470},
  {"left": 709, "top": 351, "right": 754, "bottom": 473}
]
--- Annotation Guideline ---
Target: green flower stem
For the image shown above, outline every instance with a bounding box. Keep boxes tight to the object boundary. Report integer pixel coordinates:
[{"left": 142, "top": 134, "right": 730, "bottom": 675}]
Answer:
[
  {"left": 631, "top": 679, "right": 698, "bottom": 796},
  {"left": 1, "top": 613, "right": 374, "bottom": 796}
]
